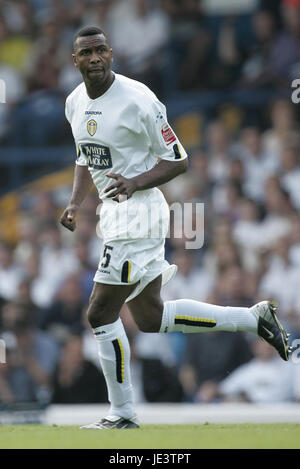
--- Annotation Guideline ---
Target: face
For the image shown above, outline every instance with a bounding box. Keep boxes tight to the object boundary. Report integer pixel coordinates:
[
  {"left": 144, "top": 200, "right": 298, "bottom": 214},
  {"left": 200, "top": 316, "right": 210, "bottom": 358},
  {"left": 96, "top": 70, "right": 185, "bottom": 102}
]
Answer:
[
  {"left": 241, "top": 127, "right": 261, "bottom": 155},
  {"left": 73, "top": 34, "right": 113, "bottom": 85}
]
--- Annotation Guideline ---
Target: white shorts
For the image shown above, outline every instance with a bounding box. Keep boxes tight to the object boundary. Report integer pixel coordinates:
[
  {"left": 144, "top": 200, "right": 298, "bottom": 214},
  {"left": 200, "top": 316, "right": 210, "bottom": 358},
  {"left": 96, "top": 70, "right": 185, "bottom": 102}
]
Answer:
[{"left": 93, "top": 188, "right": 177, "bottom": 302}]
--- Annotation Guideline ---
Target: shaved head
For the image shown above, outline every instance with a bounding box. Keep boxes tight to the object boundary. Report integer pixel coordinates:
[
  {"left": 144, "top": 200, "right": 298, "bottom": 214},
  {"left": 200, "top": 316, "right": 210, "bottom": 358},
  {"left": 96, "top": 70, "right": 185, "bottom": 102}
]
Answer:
[{"left": 73, "top": 26, "right": 108, "bottom": 51}]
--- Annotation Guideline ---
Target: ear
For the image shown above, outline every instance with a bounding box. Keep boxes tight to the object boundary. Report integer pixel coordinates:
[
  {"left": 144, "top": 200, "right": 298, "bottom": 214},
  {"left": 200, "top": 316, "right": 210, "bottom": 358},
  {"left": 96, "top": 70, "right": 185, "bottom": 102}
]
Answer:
[{"left": 72, "top": 53, "right": 78, "bottom": 68}]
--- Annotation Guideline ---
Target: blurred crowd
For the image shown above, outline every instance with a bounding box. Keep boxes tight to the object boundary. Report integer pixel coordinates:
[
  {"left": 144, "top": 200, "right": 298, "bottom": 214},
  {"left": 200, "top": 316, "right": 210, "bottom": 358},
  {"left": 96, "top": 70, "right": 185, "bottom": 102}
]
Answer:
[
  {"left": 0, "top": 99, "right": 300, "bottom": 407},
  {"left": 0, "top": 0, "right": 300, "bottom": 409},
  {"left": 1, "top": 0, "right": 300, "bottom": 145}
]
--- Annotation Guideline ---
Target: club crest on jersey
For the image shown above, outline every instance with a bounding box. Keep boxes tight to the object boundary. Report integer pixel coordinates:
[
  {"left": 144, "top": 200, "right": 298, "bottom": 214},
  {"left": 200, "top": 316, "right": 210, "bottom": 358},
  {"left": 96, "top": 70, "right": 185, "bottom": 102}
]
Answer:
[{"left": 87, "top": 119, "right": 97, "bottom": 136}]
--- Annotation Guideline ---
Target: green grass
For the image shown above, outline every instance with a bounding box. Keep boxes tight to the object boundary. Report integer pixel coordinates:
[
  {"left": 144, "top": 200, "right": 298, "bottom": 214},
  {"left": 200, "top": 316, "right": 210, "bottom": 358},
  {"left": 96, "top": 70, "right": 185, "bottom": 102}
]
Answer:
[{"left": 0, "top": 424, "right": 299, "bottom": 449}]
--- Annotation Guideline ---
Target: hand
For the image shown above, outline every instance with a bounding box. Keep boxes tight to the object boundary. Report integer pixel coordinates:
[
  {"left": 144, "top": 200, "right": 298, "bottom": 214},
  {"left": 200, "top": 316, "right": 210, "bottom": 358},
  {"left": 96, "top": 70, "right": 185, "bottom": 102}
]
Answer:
[
  {"left": 196, "top": 380, "right": 218, "bottom": 403},
  {"left": 104, "top": 173, "right": 137, "bottom": 201},
  {"left": 59, "top": 204, "right": 78, "bottom": 231}
]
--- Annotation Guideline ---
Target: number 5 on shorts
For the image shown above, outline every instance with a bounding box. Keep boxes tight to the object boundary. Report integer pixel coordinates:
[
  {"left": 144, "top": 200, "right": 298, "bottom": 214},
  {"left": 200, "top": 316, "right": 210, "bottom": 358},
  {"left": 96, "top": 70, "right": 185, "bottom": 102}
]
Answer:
[{"left": 101, "top": 245, "right": 113, "bottom": 268}]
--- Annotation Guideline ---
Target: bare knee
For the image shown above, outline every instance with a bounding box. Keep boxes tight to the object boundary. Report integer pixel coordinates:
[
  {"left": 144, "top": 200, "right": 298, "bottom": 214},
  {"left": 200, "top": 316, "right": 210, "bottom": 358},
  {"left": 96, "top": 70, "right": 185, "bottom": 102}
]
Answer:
[{"left": 87, "top": 292, "right": 118, "bottom": 328}]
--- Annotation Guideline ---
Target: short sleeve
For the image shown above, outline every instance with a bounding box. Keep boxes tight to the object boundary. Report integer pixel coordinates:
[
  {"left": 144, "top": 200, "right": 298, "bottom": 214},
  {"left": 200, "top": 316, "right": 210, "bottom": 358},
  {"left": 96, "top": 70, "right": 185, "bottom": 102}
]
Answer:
[
  {"left": 65, "top": 96, "right": 71, "bottom": 123},
  {"left": 145, "top": 99, "right": 188, "bottom": 162},
  {"left": 65, "top": 96, "right": 88, "bottom": 166},
  {"left": 75, "top": 145, "right": 88, "bottom": 166}
]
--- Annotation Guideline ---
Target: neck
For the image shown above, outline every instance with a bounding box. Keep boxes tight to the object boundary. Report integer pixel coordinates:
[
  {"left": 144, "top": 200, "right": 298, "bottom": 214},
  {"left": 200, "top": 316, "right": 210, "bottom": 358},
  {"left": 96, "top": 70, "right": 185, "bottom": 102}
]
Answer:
[{"left": 85, "top": 71, "right": 115, "bottom": 99}]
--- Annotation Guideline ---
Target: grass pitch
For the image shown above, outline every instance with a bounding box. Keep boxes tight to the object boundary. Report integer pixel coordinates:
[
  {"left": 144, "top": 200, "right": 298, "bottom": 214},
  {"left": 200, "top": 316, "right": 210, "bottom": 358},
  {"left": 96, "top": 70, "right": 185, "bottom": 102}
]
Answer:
[{"left": 0, "top": 424, "right": 299, "bottom": 449}]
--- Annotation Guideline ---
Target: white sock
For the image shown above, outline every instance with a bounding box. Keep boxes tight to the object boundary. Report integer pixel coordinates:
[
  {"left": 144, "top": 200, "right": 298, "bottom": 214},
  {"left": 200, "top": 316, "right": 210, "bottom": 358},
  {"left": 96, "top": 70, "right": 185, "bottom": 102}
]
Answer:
[
  {"left": 93, "top": 317, "right": 135, "bottom": 420},
  {"left": 159, "top": 299, "right": 258, "bottom": 334}
]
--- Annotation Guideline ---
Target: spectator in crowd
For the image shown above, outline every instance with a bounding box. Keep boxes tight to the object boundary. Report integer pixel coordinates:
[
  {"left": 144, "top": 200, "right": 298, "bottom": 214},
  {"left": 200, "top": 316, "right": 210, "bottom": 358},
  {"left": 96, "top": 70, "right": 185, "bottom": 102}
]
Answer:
[
  {"left": 51, "top": 334, "right": 107, "bottom": 404},
  {"left": 280, "top": 144, "right": 300, "bottom": 211},
  {"left": 259, "top": 236, "right": 300, "bottom": 324},
  {"left": 32, "top": 192, "right": 60, "bottom": 226},
  {"left": 0, "top": 0, "right": 35, "bottom": 37},
  {"left": 14, "top": 215, "right": 40, "bottom": 266},
  {"left": 134, "top": 328, "right": 184, "bottom": 403},
  {"left": 232, "top": 197, "right": 264, "bottom": 272},
  {"left": 0, "top": 62, "right": 25, "bottom": 141},
  {"left": 267, "top": 0, "right": 300, "bottom": 88},
  {"left": 162, "top": 248, "right": 215, "bottom": 303},
  {"left": 218, "top": 338, "right": 299, "bottom": 402},
  {"left": 206, "top": 121, "right": 233, "bottom": 186},
  {"left": 24, "top": 20, "right": 64, "bottom": 91},
  {"left": 259, "top": 177, "right": 294, "bottom": 247},
  {"left": 0, "top": 300, "right": 59, "bottom": 405},
  {"left": 40, "top": 274, "right": 85, "bottom": 341},
  {"left": 179, "top": 329, "right": 253, "bottom": 402},
  {"left": 74, "top": 238, "right": 96, "bottom": 303},
  {"left": 235, "top": 126, "right": 280, "bottom": 202},
  {"left": 15, "top": 277, "right": 42, "bottom": 325},
  {"left": 262, "top": 99, "right": 298, "bottom": 160},
  {"left": 239, "top": 9, "right": 278, "bottom": 87},
  {"left": 212, "top": 179, "right": 243, "bottom": 220},
  {"left": 238, "top": 0, "right": 300, "bottom": 89},
  {"left": 210, "top": 158, "right": 246, "bottom": 219},
  {"left": 107, "top": 0, "right": 170, "bottom": 96},
  {"left": 32, "top": 222, "right": 79, "bottom": 309},
  {"left": 0, "top": 241, "right": 23, "bottom": 301},
  {"left": 210, "top": 263, "right": 254, "bottom": 308},
  {"left": 203, "top": 231, "right": 242, "bottom": 279},
  {"left": 163, "top": 147, "right": 211, "bottom": 205},
  {"left": 161, "top": 0, "right": 211, "bottom": 91}
]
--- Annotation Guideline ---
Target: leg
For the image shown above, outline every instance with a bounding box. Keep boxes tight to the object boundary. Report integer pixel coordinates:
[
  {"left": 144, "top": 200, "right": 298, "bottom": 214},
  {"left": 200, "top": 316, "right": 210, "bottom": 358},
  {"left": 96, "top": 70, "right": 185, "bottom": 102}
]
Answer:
[
  {"left": 127, "top": 275, "right": 164, "bottom": 332},
  {"left": 128, "top": 274, "right": 257, "bottom": 334},
  {"left": 86, "top": 282, "right": 138, "bottom": 423},
  {"left": 87, "top": 281, "right": 136, "bottom": 327},
  {"left": 128, "top": 278, "right": 290, "bottom": 361}
]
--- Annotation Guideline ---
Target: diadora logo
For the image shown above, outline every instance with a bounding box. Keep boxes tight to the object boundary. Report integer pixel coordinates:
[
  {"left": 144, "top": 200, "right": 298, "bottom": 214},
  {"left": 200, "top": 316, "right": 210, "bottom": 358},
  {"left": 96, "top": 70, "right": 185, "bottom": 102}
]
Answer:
[
  {"left": 85, "top": 111, "right": 102, "bottom": 115},
  {"left": 81, "top": 143, "right": 112, "bottom": 169},
  {"left": 95, "top": 330, "right": 106, "bottom": 336},
  {"left": 87, "top": 119, "right": 97, "bottom": 136}
]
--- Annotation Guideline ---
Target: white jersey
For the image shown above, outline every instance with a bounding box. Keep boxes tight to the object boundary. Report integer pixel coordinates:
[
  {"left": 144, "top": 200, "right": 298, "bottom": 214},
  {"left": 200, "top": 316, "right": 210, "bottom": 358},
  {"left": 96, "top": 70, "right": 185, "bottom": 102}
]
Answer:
[
  {"left": 65, "top": 73, "right": 184, "bottom": 296},
  {"left": 65, "top": 73, "right": 187, "bottom": 200}
]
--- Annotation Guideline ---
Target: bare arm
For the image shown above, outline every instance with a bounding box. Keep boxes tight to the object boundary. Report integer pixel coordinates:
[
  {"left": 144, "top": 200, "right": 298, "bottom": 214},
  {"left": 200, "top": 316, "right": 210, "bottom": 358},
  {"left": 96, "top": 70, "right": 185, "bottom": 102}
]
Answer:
[
  {"left": 104, "top": 158, "right": 188, "bottom": 201},
  {"left": 60, "top": 165, "right": 93, "bottom": 231},
  {"left": 132, "top": 158, "right": 188, "bottom": 191}
]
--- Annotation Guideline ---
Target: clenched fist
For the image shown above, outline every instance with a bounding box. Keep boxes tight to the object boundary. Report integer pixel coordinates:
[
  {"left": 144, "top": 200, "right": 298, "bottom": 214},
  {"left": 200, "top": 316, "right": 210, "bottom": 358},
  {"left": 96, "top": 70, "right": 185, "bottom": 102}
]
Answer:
[{"left": 59, "top": 205, "right": 78, "bottom": 232}]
